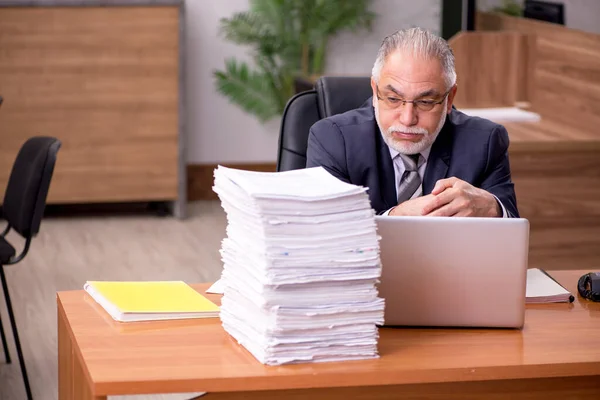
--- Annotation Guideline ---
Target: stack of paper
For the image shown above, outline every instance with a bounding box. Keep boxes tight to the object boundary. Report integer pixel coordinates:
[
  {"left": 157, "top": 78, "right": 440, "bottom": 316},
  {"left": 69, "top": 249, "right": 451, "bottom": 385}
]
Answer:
[{"left": 212, "top": 166, "right": 384, "bottom": 365}]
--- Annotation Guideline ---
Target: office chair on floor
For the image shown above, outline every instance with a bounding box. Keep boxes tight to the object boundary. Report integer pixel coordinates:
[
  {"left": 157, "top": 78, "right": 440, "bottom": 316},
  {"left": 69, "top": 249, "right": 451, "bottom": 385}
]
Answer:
[
  {"left": 276, "top": 76, "right": 372, "bottom": 172},
  {"left": 0, "top": 94, "right": 6, "bottom": 364},
  {"left": 0, "top": 136, "right": 61, "bottom": 400}
]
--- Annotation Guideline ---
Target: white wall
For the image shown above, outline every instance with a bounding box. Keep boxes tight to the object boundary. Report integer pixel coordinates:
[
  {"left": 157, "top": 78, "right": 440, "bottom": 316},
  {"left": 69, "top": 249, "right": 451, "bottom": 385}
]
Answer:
[
  {"left": 477, "top": 0, "right": 600, "bottom": 35},
  {"left": 185, "top": 0, "right": 277, "bottom": 164},
  {"left": 325, "top": 0, "right": 441, "bottom": 76},
  {"left": 185, "top": 0, "right": 441, "bottom": 164}
]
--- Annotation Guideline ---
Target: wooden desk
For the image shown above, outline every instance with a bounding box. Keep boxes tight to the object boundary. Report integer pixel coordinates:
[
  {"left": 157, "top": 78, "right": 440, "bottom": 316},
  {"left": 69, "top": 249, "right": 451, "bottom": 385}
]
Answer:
[
  {"left": 502, "top": 120, "right": 600, "bottom": 272},
  {"left": 448, "top": 17, "right": 600, "bottom": 272},
  {"left": 57, "top": 270, "right": 600, "bottom": 399}
]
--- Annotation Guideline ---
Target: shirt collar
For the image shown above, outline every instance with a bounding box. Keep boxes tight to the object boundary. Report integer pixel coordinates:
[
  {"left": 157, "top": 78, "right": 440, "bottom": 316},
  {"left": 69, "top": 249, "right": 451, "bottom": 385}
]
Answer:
[{"left": 386, "top": 139, "right": 432, "bottom": 163}]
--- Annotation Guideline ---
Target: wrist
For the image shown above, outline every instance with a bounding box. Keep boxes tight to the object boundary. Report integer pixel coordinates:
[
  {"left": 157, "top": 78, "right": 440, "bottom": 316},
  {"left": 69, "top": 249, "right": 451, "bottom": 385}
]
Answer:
[{"left": 490, "top": 195, "right": 502, "bottom": 217}]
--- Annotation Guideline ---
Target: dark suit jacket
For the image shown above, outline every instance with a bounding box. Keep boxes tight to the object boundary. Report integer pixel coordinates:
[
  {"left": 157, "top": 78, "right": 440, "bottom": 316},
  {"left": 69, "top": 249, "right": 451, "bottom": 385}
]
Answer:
[{"left": 306, "top": 99, "right": 519, "bottom": 217}]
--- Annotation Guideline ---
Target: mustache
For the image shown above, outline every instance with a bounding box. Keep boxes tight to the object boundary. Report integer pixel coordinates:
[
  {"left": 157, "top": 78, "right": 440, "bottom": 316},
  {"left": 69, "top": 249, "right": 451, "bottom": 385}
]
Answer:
[{"left": 387, "top": 125, "right": 429, "bottom": 135}]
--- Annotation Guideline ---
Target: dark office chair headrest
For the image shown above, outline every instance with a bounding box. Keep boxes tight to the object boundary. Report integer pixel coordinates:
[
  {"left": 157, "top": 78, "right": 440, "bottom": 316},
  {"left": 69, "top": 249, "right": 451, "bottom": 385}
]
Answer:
[
  {"left": 316, "top": 77, "right": 373, "bottom": 117},
  {"left": 3, "top": 136, "right": 61, "bottom": 238},
  {"left": 277, "top": 76, "right": 373, "bottom": 172}
]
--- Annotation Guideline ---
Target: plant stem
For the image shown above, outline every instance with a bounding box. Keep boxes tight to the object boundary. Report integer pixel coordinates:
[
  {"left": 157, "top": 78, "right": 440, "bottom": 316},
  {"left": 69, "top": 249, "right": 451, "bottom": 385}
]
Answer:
[
  {"left": 312, "top": 39, "right": 327, "bottom": 75},
  {"left": 301, "top": 42, "right": 310, "bottom": 78}
]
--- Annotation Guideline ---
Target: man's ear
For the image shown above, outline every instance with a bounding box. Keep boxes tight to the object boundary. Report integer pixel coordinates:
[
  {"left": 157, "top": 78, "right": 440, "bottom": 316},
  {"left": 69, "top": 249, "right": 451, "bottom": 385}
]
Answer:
[
  {"left": 370, "top": 77, "right": 378, "bottom": 108},
  {"left": 446, "top": 84, "right": 458, "bottom": 114}
]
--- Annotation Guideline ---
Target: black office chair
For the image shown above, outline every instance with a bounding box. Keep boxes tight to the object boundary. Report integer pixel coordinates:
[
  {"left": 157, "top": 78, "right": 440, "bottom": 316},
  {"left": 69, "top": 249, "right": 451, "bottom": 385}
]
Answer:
[
  {"left": 0, "top": 136, "right": 62, "bottom": 400},
  {"left": 276, "top": 76, "right": 372, "bottom": 172}
]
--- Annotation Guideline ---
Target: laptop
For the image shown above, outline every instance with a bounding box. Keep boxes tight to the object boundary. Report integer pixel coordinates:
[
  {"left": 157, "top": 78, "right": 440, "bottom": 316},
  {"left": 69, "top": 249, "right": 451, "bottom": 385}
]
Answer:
[{"left": 375, "top": 216, "right": 529, "bottom": 328}]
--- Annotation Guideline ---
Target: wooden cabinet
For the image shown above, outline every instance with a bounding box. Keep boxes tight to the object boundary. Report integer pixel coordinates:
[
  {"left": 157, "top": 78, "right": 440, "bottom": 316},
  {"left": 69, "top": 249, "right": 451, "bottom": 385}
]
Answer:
[{"left": 0, "top": 1, "right": 185, "bottom": 216}]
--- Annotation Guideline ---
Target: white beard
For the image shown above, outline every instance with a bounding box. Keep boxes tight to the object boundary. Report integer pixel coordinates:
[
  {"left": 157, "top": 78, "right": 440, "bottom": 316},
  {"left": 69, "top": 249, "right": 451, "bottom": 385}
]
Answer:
[{"left": 375, "top": 100, "right": 448, "bottom": 155}]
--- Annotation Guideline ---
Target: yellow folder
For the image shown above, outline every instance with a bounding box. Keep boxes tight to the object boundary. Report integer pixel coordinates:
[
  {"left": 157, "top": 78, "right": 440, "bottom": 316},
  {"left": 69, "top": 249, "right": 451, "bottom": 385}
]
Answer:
[{"left": 84, "top": 281, "right": 219, "bottom": 322}]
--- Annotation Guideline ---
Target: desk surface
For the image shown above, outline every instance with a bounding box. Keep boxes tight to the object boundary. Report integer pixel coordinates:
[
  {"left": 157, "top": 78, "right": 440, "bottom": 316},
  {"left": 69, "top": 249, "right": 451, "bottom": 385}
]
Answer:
[
  {"left": 505, "top": 119, "right": 600, "bottom": 151},
  {"left": 57, "top": 269, "right": 600, "bottom": 396}
]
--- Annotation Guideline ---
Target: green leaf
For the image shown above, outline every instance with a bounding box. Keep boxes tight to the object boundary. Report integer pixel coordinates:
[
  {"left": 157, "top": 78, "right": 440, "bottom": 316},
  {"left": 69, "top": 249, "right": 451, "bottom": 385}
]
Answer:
[
  {"left": 215, "top": 0, "right": 377, "bottom": 122},
  {"left": 214, "top": 59, "right": 282, "bottom": 123},
  {"left": 219, "top": 12, "right": 278, "bottom": 49}
]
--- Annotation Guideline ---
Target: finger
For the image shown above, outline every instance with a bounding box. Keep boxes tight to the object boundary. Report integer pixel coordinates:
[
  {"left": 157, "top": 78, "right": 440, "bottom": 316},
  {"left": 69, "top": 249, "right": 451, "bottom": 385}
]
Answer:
[
  {"left": 453, "top": 208, "right": 473, "bottom": 217},
  {"left": 430, "top": 199, "right": 474, "bottom": 217},
  {"left": 431, "top": 177, "right": 459, "bottom": 195},
  {"left": 421, "top": 188, "right": 457, "bottom": 215},
  {"left": 425, "top": 200, "right": 461, "bottom": 217}
]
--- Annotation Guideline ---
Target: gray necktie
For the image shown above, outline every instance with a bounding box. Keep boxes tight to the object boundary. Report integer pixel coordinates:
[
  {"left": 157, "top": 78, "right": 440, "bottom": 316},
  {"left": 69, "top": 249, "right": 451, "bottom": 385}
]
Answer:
[{"left": 396, "top": 154, "right": 421, "bottom": 203}]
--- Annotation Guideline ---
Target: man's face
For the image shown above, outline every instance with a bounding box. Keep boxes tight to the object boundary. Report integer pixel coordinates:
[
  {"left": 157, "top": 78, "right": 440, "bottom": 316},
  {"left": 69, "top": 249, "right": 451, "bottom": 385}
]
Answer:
[{"left": 371, "top": 50, "right": 457, "bottom": 155}]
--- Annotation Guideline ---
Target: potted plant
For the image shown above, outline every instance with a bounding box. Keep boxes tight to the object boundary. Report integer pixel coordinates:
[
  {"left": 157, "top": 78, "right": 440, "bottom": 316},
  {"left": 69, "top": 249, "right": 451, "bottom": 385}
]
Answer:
[
  {"left": 492, "top": 0, "right": 523, "bottom": 17},
  {"left": 214, "top": 0, "right": 376, "bottom": 123}
]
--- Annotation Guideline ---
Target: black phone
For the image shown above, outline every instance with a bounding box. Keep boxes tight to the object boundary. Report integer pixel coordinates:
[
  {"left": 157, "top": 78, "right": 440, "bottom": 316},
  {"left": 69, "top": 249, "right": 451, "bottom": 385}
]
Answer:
[{"left": 578, "top": 272, "right": 600, "bottom": 302}]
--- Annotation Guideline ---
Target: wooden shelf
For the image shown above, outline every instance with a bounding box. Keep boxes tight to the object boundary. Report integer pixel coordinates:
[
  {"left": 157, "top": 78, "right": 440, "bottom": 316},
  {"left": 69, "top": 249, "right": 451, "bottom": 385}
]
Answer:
[{"left": 0, "top": 4, "right": 185, "bottom": 215}]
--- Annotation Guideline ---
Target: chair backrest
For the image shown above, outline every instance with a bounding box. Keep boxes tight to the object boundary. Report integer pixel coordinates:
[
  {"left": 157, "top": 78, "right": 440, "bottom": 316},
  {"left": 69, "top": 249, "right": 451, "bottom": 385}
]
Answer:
[
  {"left": 2, "top": 136, "right": 61, "bottom": 238},
  {"left": 276, "top": 76, "right": 372, "bottom": 172},
  {"left": 316, "top": 76, "right": 373, "bottom": 119}
]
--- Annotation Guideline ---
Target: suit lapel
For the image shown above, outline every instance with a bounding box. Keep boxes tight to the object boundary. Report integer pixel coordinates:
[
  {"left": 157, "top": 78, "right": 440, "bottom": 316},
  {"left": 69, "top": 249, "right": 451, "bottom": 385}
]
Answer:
[
  {"left": 375, "top": 123, "right": 397, "bottom": 210},
  {"left": 423, "top": 118, "right": 453, "bottom": 195}
]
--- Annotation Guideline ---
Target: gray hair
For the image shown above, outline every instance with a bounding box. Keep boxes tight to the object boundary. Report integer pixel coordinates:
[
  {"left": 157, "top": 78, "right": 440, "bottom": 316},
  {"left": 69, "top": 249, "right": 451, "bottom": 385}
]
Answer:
[{"left": 371, "top": 27, "right": 457, "bottom": 89}]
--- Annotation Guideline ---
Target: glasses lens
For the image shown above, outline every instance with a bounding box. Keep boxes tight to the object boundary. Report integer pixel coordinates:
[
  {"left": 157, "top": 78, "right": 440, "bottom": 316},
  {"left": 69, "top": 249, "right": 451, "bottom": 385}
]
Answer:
[
  {"left": 386, "top": 98, "right": 401, "bottom": 109},
  {"left": 416, "top": 102, "right": 435, "bottom": 112}
]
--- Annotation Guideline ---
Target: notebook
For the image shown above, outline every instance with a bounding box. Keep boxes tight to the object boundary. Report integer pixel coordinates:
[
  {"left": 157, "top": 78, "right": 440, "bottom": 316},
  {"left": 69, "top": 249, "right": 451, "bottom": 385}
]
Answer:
[
  {"left": 526, "top": 268, "right": 574, "bottom": 303},
  {"left": 84, "top": 281, "right": 220, "bottom": 322}
]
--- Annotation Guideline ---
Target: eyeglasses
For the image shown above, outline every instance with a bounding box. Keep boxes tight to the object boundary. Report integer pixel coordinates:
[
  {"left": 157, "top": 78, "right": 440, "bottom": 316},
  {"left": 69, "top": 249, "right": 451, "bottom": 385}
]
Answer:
[{"left": 376, "top": 85, "right": 451, "bottom": 112}]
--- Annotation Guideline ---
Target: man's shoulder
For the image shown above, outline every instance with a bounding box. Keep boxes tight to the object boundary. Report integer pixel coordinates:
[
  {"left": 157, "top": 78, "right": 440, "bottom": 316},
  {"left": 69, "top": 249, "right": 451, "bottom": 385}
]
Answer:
[
  {"left": 448, "top": 109, "right": 509, "bottom": 149},
  {"left": 311, "top": 102, "right": 376, "bottom": 135}
]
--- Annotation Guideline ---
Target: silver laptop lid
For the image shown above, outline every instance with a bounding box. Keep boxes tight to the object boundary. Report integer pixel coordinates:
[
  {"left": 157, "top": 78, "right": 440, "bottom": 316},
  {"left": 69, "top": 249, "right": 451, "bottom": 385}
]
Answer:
[{"left": 375, "top": 216, "right": 529, "bottom": 328}]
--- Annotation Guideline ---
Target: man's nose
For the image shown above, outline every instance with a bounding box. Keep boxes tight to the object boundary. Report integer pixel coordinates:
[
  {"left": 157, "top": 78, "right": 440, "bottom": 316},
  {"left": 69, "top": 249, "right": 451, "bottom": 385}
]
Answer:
[{"left": 398, "top": 103, "right": 418, "bottom": 126}]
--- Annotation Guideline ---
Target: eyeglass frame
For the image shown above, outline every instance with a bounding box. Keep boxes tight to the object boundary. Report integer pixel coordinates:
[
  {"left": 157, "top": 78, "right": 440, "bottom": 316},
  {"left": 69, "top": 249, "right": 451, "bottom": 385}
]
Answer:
[{"left": 375, "top": 84, "right": 452, "bottom": 112}]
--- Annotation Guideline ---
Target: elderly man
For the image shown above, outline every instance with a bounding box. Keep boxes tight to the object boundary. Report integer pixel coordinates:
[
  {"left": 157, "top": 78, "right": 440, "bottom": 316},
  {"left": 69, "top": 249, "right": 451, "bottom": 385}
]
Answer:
[{"left": 306, "top": 28, "right": 518, "bottom": 218}]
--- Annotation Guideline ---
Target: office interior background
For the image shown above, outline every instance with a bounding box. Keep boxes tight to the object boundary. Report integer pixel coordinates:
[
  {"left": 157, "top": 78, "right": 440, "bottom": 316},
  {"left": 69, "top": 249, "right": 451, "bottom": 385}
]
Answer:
[{"left": 0, "top": 0, "right": 599, "bottom": 399}]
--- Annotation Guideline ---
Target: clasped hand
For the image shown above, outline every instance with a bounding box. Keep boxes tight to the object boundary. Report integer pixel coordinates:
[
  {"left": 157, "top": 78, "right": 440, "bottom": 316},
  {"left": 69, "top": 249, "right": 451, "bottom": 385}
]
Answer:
[{"left": 389, "top": 177, "right": 501, "bottom": 217}]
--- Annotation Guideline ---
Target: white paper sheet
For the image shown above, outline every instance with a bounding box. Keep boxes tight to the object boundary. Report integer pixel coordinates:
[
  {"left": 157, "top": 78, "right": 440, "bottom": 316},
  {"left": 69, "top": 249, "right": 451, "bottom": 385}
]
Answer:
[{"left": 459, "top": 107, "right": 541, "bottom": 123}]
